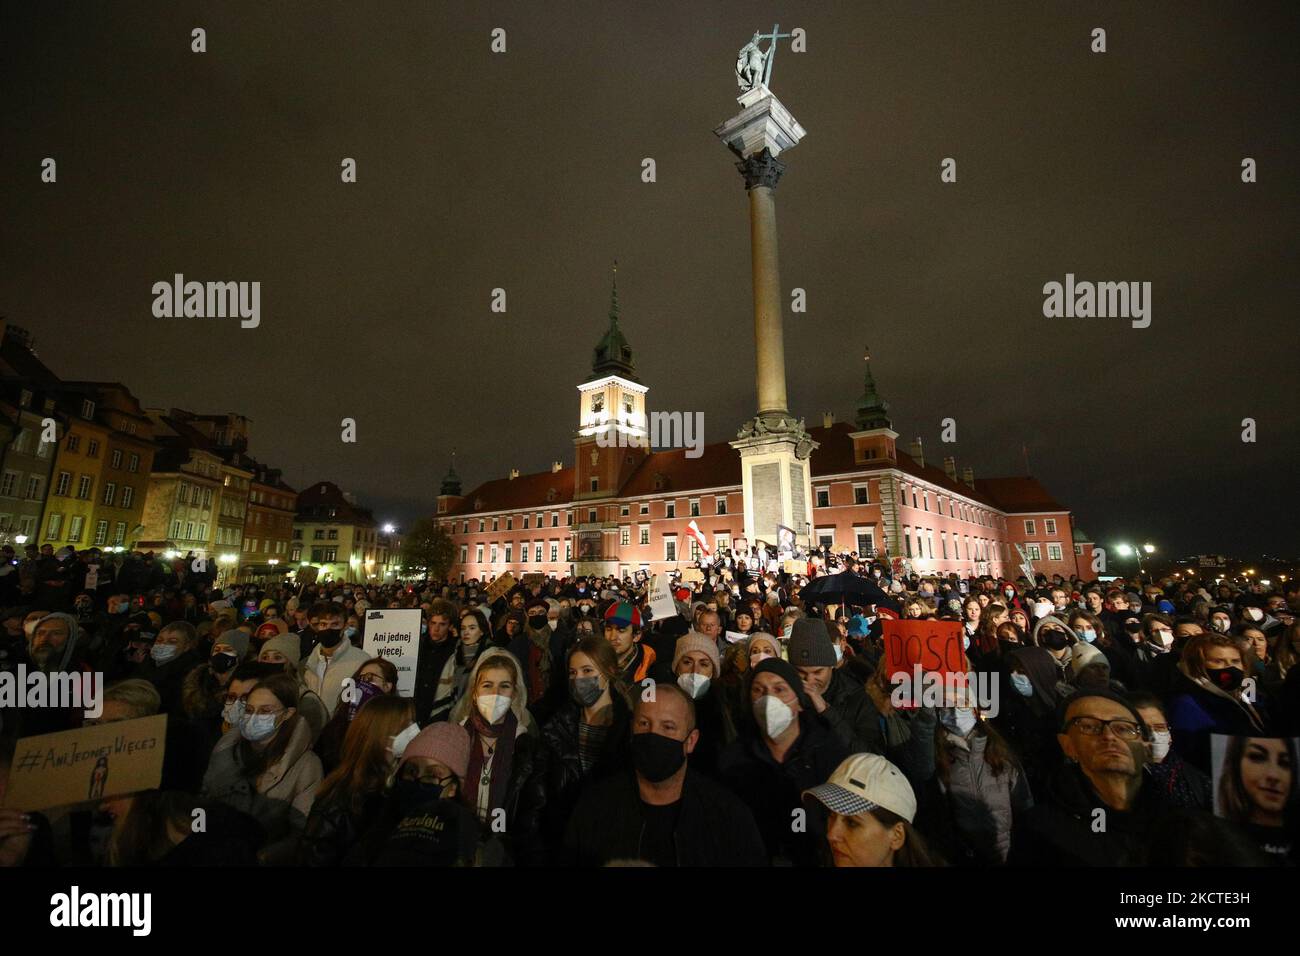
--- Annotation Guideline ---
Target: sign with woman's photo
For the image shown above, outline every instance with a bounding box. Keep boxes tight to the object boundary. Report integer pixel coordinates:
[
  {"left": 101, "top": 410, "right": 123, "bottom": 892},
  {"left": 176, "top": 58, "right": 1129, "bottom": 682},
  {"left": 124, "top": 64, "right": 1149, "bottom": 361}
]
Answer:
[{"left": 1211, "top": 735, "right": 1297, "bottom": 856}]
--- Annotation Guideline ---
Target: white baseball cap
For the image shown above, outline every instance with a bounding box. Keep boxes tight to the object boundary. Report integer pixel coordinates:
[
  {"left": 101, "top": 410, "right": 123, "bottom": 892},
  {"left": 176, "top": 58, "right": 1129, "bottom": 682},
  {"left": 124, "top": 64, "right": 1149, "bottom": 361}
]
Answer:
[{"left": 803, "top": 754, "right": 917, "bottom": 823}]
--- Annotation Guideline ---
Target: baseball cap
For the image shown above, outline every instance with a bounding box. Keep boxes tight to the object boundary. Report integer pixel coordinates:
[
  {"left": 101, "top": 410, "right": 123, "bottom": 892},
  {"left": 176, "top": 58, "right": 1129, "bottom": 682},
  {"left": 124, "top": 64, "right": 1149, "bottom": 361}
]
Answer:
[
  {"left": 603, "top": 600, "right": 641, "bottom": 630},
  {"left": 803, "top": 754, "right": 917, "bottom": 823}
]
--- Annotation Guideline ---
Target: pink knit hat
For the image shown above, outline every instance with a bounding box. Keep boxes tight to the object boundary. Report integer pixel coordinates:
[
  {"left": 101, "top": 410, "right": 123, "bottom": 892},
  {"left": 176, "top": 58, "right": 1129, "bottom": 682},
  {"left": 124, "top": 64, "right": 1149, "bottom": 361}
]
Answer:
[
  {"left": 672, "top": 631, "right": 721, "bottom": 675},
  {"left": 399, "top": 723, "right": 471, "bottom": 781}
]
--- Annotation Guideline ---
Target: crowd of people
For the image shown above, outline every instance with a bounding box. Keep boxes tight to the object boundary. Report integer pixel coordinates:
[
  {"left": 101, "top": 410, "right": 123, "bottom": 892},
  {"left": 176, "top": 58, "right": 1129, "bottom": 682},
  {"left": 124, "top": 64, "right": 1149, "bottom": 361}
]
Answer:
[{"left": 0, "top": 540, "right": 1297, "bottom": 867}]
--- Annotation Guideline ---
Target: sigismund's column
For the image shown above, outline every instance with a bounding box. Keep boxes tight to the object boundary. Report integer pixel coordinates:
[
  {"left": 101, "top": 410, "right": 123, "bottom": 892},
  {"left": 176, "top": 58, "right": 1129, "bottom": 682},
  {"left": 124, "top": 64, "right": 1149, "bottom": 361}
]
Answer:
[{"left": 715, "top": 30, "right": 818, "bottom": 552}]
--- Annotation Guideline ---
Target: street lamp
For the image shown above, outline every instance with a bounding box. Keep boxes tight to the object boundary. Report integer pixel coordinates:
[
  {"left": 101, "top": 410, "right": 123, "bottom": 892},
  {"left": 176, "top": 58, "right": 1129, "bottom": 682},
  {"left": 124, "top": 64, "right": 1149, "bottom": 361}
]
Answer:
[
  {"left": 1114, "top": 542, "right": 1155, "bottom": 577},
  {"left": 382, "top": 523, "right": 395, "bottom": 535},
  {"left": 14, "top": 535, "right": 27, "bottom": 545}
]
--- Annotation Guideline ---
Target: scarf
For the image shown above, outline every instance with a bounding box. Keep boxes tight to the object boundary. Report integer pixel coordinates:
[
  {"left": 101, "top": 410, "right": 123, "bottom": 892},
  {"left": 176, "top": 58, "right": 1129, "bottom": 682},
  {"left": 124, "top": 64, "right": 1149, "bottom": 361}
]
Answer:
[
  {"left": 464, "top": 707, "right": 518, "bottom": 821},
  {"left": 526, "top": 626, "right": 551, "bottom": 703}
]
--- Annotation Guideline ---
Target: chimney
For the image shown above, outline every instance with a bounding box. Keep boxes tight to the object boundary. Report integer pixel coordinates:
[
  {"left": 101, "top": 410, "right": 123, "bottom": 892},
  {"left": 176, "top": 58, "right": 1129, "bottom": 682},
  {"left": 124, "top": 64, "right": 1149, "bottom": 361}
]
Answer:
[
  {"left": 822, "top": 411, "right": 835, "bottom": 428},
  {"left": 943, "top": 456, "right": 957, "bottom": 481},
  {"left": 509, "top": 468, "right": 520, "bottom": 480},
  {"left": 551, "top": 461, "right": 563, "bottom": 473},
  {"left": 908, "top": 437, "right": 924, "bottom": 468},
  {"left": 962, "top": 466, "right": 975, "bottom": 488}
]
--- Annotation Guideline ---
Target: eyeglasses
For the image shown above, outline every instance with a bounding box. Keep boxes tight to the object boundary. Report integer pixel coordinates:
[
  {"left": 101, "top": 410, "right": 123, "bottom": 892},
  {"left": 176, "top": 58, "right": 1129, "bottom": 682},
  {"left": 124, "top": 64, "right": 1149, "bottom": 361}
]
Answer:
[
  {"left": 222, "top": 693, "right": 250, "bottom": 705},
  {"left": 245, "top": 706, "right": 284, "bottom": 718},
  {"left": 1065, "top": 716, "right": 1144, "bottom": 740}
]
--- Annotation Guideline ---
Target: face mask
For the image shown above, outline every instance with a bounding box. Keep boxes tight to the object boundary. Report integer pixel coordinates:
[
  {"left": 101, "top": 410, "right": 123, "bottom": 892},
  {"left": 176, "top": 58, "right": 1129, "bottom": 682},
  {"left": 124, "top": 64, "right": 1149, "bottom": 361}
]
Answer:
[
  {"left": 222, "top": 699, "right": 245, "bottom": 726},
  {"left": 343, "top": 626, "right": 358, "bottom": 640},
  {"left": 1078, "top": 628, "right": 1097, "bottom": 644},
  {"left": 832, "top": 643, "right": 843, "bottom": 663},
  {"left": 753, "top": 695, "right": 795, "bottom": 739},
  {"left": 315, "top": 628, "right": 343, "bottom": 649},
  {"left": 150, "top": 643, "right": 178, "bottom": 663},
  {"left": 630, "top": 731, "right": 687, "bottom": 782},
  {"left": 1246, "top": 608, "right": 1264, "bottom": 622},
  {"left": 476, "top": 693, "right": 511, "bottom": 724},
  {"left": 1150, "top": 730, "right": 1172, "bottom": 762},
  {"left": 580, "top": 605, "right": 591, "bottom": 614},
  {"left": 1153, "top": 629, "right": 1174, "bottom": 648},
  {"left": 570, "top": 675, "right": 604, "bottom": 707},
  {"left": 677, "top": 672, "right": 711, "bottom": 699},
  {"left": 347, "top": 679, "right": 382, "bottom": 721},
  {"left": 750, "top": 651, "right": 774, "bottom": 666},
  {"left": 240, "top": 712, "right": 280, "bottom": 742},
  {"left": 114, "top": 603, "right": 129, "bottom": 614},
  {"left": 528, "top": 613, "right": 547, "bottom": 629},
  {"left": 1040, "top": 630, "right": 1069, "bottom": 651},
  {"left": 394, "top": 776, "right": 450, "bottom": 811},
  {"left": 1004, "top": 590, "right": 1015, "bottom": 600},
  {"left": 941, "top": 707, "right": 978, "bottom": 737},
  {"left": 210, "top": 651, "right": 238, "bottom": 674},
  {"left": 389, "top": 722, "right": 421, "bottom": 761},
  {"left": 1010, "top": 672, "right": 1033, "bottom": 697},
  {"left": 1209, "top": 666, "right": 1244, "bottom": 692},
  {"left": 547, "top": 619, "right": 559, "bottom": 632},
  {"left": 1212, "top": 619, "right": 1230, "bottom": 633}
]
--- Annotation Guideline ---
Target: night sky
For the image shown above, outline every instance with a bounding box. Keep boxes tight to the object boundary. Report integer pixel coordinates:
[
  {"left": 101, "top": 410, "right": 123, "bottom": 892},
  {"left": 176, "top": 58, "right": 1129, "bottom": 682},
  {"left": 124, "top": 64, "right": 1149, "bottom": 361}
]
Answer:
[{"left": 3, "top": 2, "right": 1297, "bottom": 558}]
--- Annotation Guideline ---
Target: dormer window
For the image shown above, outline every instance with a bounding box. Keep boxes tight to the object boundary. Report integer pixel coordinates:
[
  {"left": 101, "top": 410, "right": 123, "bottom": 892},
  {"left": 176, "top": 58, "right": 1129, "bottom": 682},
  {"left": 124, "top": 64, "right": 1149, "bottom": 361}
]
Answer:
[
  {"left": 622, "top": 393, "right": 634, "bottom": 415},
  {"left": 590, "top": 393, "right": 604, "bottom": 415},
  {"left": 80, "top": 399, "right": 96, "bottom": 419}
]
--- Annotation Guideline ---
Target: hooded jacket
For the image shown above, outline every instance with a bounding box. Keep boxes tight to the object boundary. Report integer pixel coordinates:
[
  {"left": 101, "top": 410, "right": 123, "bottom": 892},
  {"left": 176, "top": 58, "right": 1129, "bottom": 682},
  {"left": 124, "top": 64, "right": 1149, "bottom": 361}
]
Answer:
[
  {"left": 301, "top": 639, "right": 370, "bottom": 718},
  {"left": 201, "top": 714, "right": 323, "bottom": 865},
  {"left": 16, "top": 613, "right": 91, "bottom": 736}
]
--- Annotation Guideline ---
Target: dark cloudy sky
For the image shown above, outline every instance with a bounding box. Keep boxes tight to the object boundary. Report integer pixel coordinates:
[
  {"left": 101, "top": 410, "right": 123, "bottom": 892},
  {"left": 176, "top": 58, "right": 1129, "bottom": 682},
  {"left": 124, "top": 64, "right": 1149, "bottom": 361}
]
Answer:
[{"left": 3, "top": 2, "right": 1297, "bottom": 558}]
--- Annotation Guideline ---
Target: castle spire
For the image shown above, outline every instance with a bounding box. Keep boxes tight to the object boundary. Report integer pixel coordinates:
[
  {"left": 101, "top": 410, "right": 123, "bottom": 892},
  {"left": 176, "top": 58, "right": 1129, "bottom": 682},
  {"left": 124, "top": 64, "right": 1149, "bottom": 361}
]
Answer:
[
  {"left": 587, "top": 260, "right": 639, "bottom": 383},
  {"left": 855, "top": 346, "right": 892, "bottom": 430}
]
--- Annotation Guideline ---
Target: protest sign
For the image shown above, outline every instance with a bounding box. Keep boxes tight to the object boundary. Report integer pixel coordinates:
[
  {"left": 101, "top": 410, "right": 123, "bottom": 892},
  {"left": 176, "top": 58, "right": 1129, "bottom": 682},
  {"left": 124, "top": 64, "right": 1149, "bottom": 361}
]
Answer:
[
  {"left": 881, "top": 618, "right": 966, "bottom": 700},
  {"left": 364, "top": 608, "right": 422, "bottom": 697},
  {"left": 5, "top": 715, "right": 167, "bottom": 812},
  {"left": 681, "top": 568, "right": 704, "bottom": 583},
  {"left": 521, "top": 573, "right": 545, "bottom": 587},
  {"left": 725, "top": 630, "right": 750, "bottom": 644},
  {"left": 647, "top": 574, "right": 678, "bottom": 621},
  {"left": 483, "top": 572, "right": 516, "bottom": 603},
  {"left": 783, "top": 559, "right": 804, "bottom": 574},
  {"left": 1210, "top": 734, "right": 1298, "bottom": 829}
]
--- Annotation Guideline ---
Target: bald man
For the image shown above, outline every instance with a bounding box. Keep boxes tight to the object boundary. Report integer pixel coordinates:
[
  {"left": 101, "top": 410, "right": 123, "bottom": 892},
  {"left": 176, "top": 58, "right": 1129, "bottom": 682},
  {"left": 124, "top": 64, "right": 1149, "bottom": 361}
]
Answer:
[{"left": 562, "top": 683, "right": 764, "bottom": 866}]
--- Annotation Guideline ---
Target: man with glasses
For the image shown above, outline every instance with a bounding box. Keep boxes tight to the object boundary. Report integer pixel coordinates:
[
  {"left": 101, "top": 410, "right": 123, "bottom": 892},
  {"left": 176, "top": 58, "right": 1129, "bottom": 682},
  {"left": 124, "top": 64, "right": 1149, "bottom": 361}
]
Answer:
[{"left": 1008, "top": 689, "right": 1164, "bottom": 866}]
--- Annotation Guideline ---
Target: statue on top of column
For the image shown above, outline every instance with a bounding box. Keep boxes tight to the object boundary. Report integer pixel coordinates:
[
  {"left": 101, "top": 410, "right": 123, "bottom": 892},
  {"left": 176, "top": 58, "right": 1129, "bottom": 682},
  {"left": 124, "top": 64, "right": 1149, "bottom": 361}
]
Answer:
[{"left": 736, "top": 33, "right": 767, "bottom": 92}]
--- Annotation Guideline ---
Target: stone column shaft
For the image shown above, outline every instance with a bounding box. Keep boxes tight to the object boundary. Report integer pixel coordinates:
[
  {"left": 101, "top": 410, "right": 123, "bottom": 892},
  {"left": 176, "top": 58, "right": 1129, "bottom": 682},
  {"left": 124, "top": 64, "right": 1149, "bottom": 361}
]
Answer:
[{"left": 748, "top": 184, "right": 789, "bottom": 418}]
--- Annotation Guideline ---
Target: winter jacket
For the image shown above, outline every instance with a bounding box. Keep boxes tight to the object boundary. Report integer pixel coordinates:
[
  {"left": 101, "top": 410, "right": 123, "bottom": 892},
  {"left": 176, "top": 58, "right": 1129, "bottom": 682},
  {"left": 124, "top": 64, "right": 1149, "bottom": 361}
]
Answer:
[
  {"left": 136, "top": 649, "right": 204, "bottom": 716},
  {"left": 919, "top": 727, "right": 1033, "bottom": 865},
  {"left": 413, "top": 635, "right": 459, "bottom": 725},
  {"left": 563, "top": 768, "right": 767, "bottom": 867},
  {"left": 297, "top": 789, "right": 386, "bottom": 866},
  {"left": 1007, "top": 763, "right": 1162, "bottom": 866},
  {"left": 1168, "top": 672, "right": 1269, "bottom": 774},
  {"left": 200, "top": 716, "right": 323, "bottom": 865},
  {"left": 819, "top": 666, "right": 886, "bottom": 755},
  {"left": 718, "top": 711, "right": 849, "bottom": 866},
  {"left": 301, "top": 641, "right": 370, "bottom": 718},
  {"left": 534, "top": 692, "right": 633, "bottom": 859},
  {"left": 507, "top": 624, "right": 569, "bottom": 726}
]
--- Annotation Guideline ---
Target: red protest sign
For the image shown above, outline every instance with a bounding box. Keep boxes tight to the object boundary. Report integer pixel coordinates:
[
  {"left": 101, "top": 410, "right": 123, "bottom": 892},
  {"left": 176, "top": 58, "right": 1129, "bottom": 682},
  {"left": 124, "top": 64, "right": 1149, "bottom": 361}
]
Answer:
[{"left": 881, "top": 619, "right": 965, "bottom": 682}]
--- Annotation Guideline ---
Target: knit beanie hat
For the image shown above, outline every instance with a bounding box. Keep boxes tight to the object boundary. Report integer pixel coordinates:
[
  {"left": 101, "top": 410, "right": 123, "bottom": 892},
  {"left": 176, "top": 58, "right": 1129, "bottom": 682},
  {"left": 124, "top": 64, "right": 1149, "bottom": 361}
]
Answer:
[
  {"left": 787, "top": 617, "right": 837, "bottom": 668},
  {"left": 1070, "top": 642, "right": 1108, "bottom": 675},
  {"left": 400, "top": 722, "right": 472, "bottom": 782},
  {"left": 217, "top": 628, "right": 250, "bottom": 660},
  {"left": 672, "top": 631, "right": 721, "bottom": 674},
  {"left": 258, "top": 633, "right": 301, "bottom": 664},
  {"left": 746, "top": 632, "right": 781, "bottom": 660}
]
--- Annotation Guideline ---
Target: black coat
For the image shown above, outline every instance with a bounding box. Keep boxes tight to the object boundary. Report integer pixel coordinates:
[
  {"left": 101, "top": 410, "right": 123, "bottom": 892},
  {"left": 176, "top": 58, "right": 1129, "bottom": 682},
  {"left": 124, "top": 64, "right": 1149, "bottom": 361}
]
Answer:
[
  {"left": 412, "top": 636, "right": 458, "bottom": 727},
  {"left": 563, "top": 768, "right": 767, "bottom": 867},
  {"left": 718, "top": 711, "right": 849, "bottom": 866},
  {"left": 298, "top": 789, "right": 386, "bottom": 866},
  {"left": 534, "top": 692, "right": 632, "bottom": 859},
  {"left": 1007, "top": 763, "right": 1163, "bottom": 866}
]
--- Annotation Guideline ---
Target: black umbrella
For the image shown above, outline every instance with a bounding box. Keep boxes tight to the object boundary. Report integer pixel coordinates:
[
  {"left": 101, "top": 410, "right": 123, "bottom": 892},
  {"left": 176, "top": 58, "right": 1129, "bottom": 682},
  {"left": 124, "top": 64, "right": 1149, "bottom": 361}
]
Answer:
[{"left": 799, "top": 570, "right": 899, "bottom": 614}]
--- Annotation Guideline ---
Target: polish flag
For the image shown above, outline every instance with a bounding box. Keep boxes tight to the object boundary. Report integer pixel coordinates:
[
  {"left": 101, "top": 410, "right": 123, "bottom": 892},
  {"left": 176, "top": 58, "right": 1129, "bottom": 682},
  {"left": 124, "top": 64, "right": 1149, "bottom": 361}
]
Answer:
[{"left": 685, "top": 520, "right": 712, "bottom": 558}]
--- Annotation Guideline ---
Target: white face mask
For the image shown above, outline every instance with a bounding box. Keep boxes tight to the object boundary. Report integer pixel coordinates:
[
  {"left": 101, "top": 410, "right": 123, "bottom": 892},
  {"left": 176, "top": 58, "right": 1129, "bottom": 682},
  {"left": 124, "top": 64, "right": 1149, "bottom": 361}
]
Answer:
[
  {"left": 1154, "top": 629, "right": 1174, "bottom": 647},
  {"left": 1150, "top": 730, "right": 1172, "bottom": 762},
  {"left": 943, "top": 707, "right": 978, "bottom": 737},
  {"left": 1213, "top": 619, "right": 1231, "bottom": 633},
  {"left": 389, "top": 721, "right": 421, "bottom": 760},
  {"left": 476, "top": 693, "right": 511, "bottom": 724},
  {"left": 1247, "top": 608, "right": 1264, "bottom": 622},
  {"left": 750, "top": 650, "right": 774, "bottom": 666},
  {"left": 677, "top": 672, "right": 711, "bottom": 699},
  {"left": 547, "top": 619, "right": 559, "bottom": 631},
  {"left": 754, "top": 695, "right": 794, "bottom": 739}
]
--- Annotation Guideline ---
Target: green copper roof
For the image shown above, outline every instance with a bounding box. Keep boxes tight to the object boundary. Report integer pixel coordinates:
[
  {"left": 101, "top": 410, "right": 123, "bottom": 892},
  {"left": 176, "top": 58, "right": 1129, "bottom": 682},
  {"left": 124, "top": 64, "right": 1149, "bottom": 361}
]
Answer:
[
  {"left": 588, "top": 261, "right": 639, "bottom": 383},
  {"left": 855, "top": 347, "right": 892, "bottom": 430}
]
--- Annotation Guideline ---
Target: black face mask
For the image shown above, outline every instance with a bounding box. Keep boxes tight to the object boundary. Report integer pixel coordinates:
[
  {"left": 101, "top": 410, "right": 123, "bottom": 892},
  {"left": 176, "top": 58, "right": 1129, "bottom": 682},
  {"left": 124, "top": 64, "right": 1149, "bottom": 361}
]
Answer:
[
  {"left": 630, "top": 731, "right": 686, "bottom": 783},
  {"left": 1210, "top": 666, "right": 1245, "bottom": 692},
  {"left": 210, "top": 652, "right": 238, "bottom": 674},
  {"left": 394, "top": 777, "right": 450, "bottom": 813},
  {"left": 1040, "top": 630, "right": 1070, "bottom": 651},
  {"left": 527, "top": 613, "right": 547, "bottom": 630},
  {"left": 315, "top": 628, "right": 343, "bottom": 649}
]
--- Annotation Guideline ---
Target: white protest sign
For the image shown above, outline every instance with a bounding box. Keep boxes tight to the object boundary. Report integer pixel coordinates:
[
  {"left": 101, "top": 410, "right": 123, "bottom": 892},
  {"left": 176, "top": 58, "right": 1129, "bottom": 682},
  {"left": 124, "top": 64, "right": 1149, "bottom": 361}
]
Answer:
[
  {"left": 363, "top": 608, "right": 422, "bottom": 697},
  {"left": 647, "top": 574, "right": 678, "bottom": 622}
]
